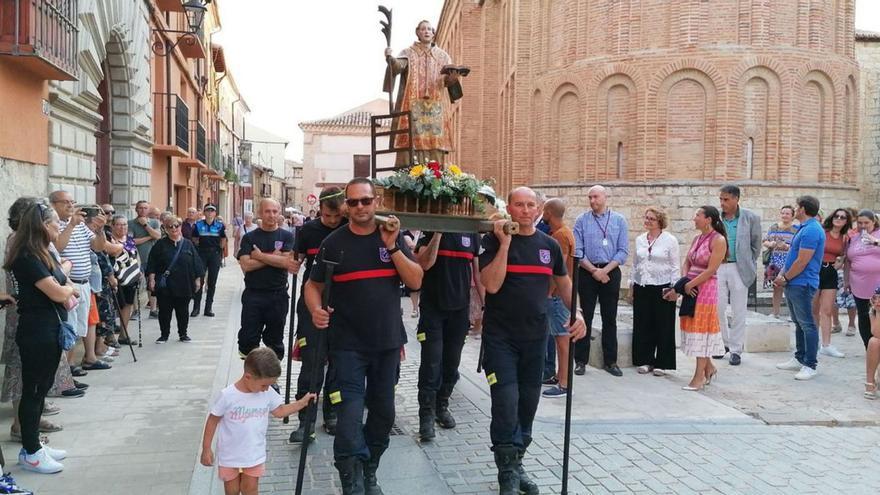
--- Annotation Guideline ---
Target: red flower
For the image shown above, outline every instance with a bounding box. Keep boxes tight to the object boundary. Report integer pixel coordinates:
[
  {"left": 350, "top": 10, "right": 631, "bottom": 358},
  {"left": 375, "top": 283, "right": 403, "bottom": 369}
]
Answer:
[
  {"left": 427, "top": 161, "right": 441, "bottom": 171},
  {"left": 433, "top": 170, "right": 442, "bottom": 178}
]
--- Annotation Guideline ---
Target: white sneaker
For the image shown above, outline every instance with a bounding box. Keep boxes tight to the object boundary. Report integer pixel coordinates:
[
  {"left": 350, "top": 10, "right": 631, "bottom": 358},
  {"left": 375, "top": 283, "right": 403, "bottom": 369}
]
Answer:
[
  {"left": 846, "top": 326, "right": 857, "bottom": 336},
  {"left": 819, "top": 345, "right": 845, "bottom": 358},
  {"left": 40, "top": 442, "right": 66, "bottom": 461},
  {"left": 794, "top": 366, "right": 818, "bottom": 381},
  {"left": 18, "top": 447, "right": 63, "bottom": 474},
  {"left": 776, "top": 358, "right": 802, "bottom": 371}
]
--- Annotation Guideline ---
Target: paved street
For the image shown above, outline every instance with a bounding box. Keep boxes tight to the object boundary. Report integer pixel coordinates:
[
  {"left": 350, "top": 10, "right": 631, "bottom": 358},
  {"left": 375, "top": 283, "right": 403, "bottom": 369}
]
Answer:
[{"left": 4, "top": 261, "right": 880, "bottom": 494}]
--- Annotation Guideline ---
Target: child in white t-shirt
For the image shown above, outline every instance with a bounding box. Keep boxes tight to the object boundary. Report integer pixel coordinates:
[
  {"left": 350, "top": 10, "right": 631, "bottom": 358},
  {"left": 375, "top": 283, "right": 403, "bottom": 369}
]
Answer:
[{"left": 200, "top": 348, "right": 315, "bottom": 495}]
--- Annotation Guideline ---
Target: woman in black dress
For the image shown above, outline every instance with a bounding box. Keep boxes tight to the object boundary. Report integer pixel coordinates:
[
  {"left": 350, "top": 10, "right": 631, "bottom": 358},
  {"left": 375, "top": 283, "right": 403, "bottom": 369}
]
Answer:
[{"left": 147, "top": 216, "right": 203, "bottom": 343}]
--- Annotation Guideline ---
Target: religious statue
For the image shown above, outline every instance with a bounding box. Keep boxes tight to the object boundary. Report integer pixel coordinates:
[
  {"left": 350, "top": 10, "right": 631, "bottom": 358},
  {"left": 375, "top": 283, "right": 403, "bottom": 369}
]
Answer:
[{"left": 384, "top": 20, "right": 467, "bottom": 166}]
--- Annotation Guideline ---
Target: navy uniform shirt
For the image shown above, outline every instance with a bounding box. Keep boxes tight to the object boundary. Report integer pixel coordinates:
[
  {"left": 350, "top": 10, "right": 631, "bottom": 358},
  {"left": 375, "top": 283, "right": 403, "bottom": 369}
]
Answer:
[
  {"left": 479, "top": 231, "right": 566, "bottom": 341},
  {"left": 237, "top": 228, "right": 295, "bottom": 291},
  {"left": 295, "top": 217, "right": 348, "bottom": 288},
  {"left": 416, "top": 232, "right": 479, "bottom": 311},
  {"left": 192, "top": 219, "right": 226, "bottom": 254},
  {"left": 310, "top": 227, "right": 413, "bottom": 352}
]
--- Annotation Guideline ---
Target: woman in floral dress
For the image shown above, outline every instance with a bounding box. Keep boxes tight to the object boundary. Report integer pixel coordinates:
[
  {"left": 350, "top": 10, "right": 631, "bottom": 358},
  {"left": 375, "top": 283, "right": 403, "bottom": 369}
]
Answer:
[{"left": 762, "top": 205, "right": 798, "bottom": 317}]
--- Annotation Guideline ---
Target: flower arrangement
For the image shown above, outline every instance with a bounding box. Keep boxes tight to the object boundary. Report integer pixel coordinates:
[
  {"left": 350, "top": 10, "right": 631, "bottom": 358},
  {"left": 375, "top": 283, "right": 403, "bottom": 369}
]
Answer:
[{"left": 375, "top": 161, "right": 491, "bottom": 216}]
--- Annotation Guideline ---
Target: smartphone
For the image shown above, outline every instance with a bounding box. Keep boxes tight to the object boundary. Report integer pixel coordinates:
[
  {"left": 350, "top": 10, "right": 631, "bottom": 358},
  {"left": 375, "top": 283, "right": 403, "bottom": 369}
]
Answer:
[{"left": 77, "top": 204, "right": 104, "bottom": 219}]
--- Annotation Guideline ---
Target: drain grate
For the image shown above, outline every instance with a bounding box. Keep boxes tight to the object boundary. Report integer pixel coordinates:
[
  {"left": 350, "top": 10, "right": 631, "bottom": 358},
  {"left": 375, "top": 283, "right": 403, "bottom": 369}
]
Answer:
[{"left": 389, "top": 423, "right": 405, "bottom": 436}]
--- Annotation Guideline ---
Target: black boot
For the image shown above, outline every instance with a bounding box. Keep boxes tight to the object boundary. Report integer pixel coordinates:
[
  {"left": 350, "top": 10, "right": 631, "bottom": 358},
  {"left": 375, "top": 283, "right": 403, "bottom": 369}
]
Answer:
[
  {"left": 363, "top": 446, "right": 386, "bottom": 495},
  {"left": 288, "top": 423, "right": 312, "bottom": 444},
  {"left": 435, "top": 395, "right": 456, "bottom": 429},
  {"left": 493, "top": 445, "right": 521, "bottom": 495},
  {"left": 203, "top": 302, "right": 214, "bottom": 317},
  {"left": 335, "top": 456, "right": 365, "bottom": 495},
  {"left": 189, "top": 305, "right": 200, "bottom": 317},
  {"left": 517, "top": 448, "right": 539, "bottom": 495},
  {"left": 323, "top": 413, "right": 337, "bottom": 435},
  {"left": 418, "top": 390, "right": 436, "bottom": 441}
]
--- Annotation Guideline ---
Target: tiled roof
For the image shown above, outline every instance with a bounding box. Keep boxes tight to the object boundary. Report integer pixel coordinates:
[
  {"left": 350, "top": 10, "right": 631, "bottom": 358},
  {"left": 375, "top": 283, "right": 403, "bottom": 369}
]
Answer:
[
  {"left": 856, "top": 29, "right": 880, "bottom": 41},
  {"left": 300, "top": 111, "right": 390, "bottom": 129}
]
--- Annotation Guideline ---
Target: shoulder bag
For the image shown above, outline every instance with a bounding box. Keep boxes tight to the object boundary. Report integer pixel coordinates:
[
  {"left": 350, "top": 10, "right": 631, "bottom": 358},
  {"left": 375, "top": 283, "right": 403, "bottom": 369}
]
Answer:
[
  {"left": 54, "top": 302, "right": 77, "bottom": 351},
  {"left": 157, "top": 241, "right": 184, "bottom": 290},
  {"left": 114, "top": 248, "right": 141, "bottom": 287}
]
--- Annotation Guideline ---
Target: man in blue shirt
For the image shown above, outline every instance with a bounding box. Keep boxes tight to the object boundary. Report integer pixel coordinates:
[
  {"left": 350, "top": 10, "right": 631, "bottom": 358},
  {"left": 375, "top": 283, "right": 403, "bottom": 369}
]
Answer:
[
  {"left": 191, "top": 204, "right": 227, "bottom": 317},
  {"left": 572, "top": 185, "right": 629, "bottom": 377},
  {"left": 773, "top": 195, "right": 824, "bottom": 381}
]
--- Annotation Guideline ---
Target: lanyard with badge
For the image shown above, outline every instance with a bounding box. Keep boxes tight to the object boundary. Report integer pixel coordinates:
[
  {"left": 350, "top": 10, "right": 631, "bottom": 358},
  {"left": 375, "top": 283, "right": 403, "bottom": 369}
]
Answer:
[{"left": 593, "top": 210, "right": 612, "bottom": 247}]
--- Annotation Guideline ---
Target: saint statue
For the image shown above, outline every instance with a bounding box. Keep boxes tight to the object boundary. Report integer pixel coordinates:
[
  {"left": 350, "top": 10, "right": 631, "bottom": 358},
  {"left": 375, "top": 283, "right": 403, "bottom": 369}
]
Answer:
[{"left": 384, "top": 20, "right": 465, "bottom": 166}]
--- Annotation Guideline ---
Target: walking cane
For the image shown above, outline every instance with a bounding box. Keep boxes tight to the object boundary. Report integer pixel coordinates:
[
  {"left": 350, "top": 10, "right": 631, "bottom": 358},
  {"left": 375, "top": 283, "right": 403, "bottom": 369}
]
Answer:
[
  {"left": 136, "top": 282, "right": 143, "bottom": 348},
  {"left": 283, "top": 270, "right": 298, "bottom": 425},
  {"left": 295, "top": 249, "right": 342, "bottom": 495},
  {"left": 561, "top": 257, "right": 580, "bottom": 495},
  {"left": 110, "top": 287, "right": 137, "bottom": 362}
]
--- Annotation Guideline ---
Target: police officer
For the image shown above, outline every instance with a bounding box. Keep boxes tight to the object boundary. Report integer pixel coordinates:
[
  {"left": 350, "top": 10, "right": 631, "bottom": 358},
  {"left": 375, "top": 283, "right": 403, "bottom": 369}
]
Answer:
[
  {"left": 289, "top": 186, "right": 346, "bottom": 443},
  {"left": 480, "top": 187, "right": 586, "bottom": 495},
  {"left": 191, "top": 203, "right": 227, "bottom": 317},
  {"left": 237, "top": 198, "right": 299, "bottom": 358},
  {"left": 306, "top": 178, "right": 422, "bottom": 495},
  {"left": 414, "top": 230, "right": 479, "bottom": 441}
]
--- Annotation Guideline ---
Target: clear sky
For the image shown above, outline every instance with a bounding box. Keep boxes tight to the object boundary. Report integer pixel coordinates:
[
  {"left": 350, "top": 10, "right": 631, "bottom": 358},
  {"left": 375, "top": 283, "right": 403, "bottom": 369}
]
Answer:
[{"left": 214, "top": 0, "right": 880, "bottom": 162}]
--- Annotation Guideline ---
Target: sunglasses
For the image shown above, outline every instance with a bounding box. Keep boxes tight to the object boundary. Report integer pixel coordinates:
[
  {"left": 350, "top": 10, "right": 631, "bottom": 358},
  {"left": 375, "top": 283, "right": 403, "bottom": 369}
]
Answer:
[
  {"left": 167, "top": 224, "right": 181, "bottom": 229},
  {"left": 644, "top": 216, "right": 658, "bottom": 222},
  {"left": 833, "top": 214, "right": 849, "bottom": 220},
  {"left": 345, "top": 197, "right": 375, "bottom": 207}
]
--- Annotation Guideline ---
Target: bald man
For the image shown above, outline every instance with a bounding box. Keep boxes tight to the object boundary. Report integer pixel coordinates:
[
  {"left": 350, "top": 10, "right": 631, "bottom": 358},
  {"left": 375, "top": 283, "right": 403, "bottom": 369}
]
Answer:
[
  {"left": 236, "top": 198, "right": 300, "bottom": 359},
  {"left": 572, "top": 185, "right": 629, "bottom": 377},
  {"left": 480, "top": 187, "right": 586, "bottom": 494}
]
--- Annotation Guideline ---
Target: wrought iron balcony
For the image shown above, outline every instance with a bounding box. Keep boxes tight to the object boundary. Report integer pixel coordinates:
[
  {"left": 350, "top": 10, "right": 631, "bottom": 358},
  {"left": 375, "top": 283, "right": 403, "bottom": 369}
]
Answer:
[
  {"left": 0, "top": 0, "right": 78, "bottom": 80},
  {"left": 152, "top": 92, "right": 190, "bottom": 157}
]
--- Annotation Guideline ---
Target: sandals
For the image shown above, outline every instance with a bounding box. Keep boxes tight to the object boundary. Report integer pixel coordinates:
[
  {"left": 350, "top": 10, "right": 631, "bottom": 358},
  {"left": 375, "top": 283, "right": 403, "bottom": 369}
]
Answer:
[
  {"left": 10, "top": 420, "right": 63, "bottom": 441},
  {"left": 865, "top": 383, "right": 877, "bottom": 400},
  {"left": 81, "top": 360, "right": 111, "bottom": 371}
]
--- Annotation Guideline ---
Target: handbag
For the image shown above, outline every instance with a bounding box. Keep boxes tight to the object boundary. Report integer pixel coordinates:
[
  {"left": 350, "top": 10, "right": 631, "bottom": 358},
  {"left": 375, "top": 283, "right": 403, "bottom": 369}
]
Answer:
[
  {"left": 157, "top": 241, "right": 184, "bottom": 290},
  {"left": 54, "top": 304, "right": 77, "bottom": 351},
  {"left": 113, "top": 249, "right": 140, "bottom": 287}
]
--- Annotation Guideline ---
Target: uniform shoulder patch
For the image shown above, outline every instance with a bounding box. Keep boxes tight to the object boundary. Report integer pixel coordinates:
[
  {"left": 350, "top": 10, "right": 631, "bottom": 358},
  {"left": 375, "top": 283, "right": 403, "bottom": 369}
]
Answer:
[{"left": 539, "top": 249, "right": 551, "bottom": 264}]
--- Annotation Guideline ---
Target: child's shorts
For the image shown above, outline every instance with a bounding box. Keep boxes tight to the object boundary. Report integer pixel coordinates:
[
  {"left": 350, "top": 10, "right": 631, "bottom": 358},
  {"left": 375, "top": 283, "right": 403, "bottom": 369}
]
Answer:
[{"left": 218, "top": 464, "right": 265, "bottom": 481}]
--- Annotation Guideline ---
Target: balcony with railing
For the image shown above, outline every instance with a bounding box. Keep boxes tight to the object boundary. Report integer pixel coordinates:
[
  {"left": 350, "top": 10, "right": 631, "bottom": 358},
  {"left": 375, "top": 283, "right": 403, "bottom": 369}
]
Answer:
[
  {"left": 152, "top": 92, "right": 189, "bottom": 157},
  {"left": 0, "top": 0, "right": 78, "bottom": 80},
  {"left": 179, "top": 119, "right": 207, "bottom": 170},
  {"left": 203, "top": 138, "right": 223, "bottom": 178}
]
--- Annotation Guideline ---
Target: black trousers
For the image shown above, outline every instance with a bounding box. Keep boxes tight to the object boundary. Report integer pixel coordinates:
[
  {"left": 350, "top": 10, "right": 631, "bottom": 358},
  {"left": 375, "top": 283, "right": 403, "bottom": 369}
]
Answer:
[
  {"left": 482, "top": 332, "right": 545, "bottom": 449},
  {"left": 574, "top": 266, "right": 621, "bottom": 366},
  {"left": 238, "top": 288, "right": 289, "bottom": 359},
  {"left": 294, "top": 296, "right": 335, "bottom": 423},
  {"left": 417, "top": 304, "right": 470, "bottom": 400},
  {"left": 157, "top": 293, "right": 191, "bottom": 338},
  {"left": 330, "top": 348, "right": 398, "bottom": 460},
  {"left": 855, "top": 296, "right": 872, "bottom": 348},
  {"left": 17, "top": 321, "right": 61, "bottom": 454},
  {"left": 631, "top": 284, "right": 677, "bottom": 370},
  {"left": 193, "top": 249, "right": 221, "bottom": 310}
]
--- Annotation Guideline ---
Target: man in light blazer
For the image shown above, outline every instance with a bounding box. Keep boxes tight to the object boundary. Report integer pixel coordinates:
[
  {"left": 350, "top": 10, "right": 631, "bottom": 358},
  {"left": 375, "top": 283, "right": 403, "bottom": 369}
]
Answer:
[{"left": 716, "top": 185, "right": 762, "bottom": 366}]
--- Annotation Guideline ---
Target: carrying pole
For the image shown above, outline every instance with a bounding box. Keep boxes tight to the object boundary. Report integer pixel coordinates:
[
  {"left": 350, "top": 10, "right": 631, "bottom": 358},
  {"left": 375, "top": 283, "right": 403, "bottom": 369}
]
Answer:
[
  {"left": 294, "top": 250, "right": 342, "bottom": 495},
  {"left": 561, "top": 257, "right": 580, "bottom": 495},
  {"left": 283, "top": 271, "right": 299, "bottom": 424}
]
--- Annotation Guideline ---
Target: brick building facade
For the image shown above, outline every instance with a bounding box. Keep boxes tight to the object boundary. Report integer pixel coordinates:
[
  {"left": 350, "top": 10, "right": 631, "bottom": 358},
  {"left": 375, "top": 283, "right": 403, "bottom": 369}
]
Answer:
[{"left": 436, "top": 0, "right": 871, "bottom": 245}]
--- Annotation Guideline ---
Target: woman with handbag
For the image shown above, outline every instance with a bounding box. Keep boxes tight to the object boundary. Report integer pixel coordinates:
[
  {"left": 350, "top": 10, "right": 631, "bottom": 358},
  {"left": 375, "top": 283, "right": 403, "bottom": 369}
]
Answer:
[
  {"left": 109, "top": 215, "right": 140, "bottom": 345},
  {"left": 147, "top": 216, "right": 203, "bottom": 343},
  {"left": 4, "top": 203, "right": 74, "bottom": 473}
]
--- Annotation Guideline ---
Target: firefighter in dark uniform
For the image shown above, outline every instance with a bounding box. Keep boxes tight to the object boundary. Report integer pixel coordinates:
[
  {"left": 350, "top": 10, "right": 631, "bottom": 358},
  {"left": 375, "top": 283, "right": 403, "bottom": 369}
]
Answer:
[
  {"left": 289, "top": 186, "right": 347, "bottom": 443},
  {"left": 191, "top": 203, "right": 227, "bottom": 317},
  {"left": 306, "top": 178, "right": 422, "bottom": 495},
  {"left": 414, "top": 230, "right": 479, "bottom": 441},
  {"left": 480, "top": 187, "right": 586, "bottom": 495},
  {"left": 237, "top": 198, "right": 299, "bottom": 359}
]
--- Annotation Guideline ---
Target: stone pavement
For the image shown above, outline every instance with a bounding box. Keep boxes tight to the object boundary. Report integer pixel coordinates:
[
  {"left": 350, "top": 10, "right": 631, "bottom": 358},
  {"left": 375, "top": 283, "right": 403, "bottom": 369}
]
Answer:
[{"left": 4, "top": 259, "right": 880, "bottom": 494}]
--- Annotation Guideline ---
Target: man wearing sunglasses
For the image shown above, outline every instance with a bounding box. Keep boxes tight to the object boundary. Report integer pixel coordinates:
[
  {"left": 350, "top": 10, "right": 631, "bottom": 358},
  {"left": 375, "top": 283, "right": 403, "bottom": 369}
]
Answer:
[{"left": 305, "top": 177, "right": 422, "bottom": 494}]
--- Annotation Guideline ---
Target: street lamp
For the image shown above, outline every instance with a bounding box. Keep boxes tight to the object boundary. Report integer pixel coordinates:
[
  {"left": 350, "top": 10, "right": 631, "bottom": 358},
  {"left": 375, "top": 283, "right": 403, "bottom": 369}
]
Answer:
[{"left": 183, "top": 0, "right": 207, "bottom": 33}]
